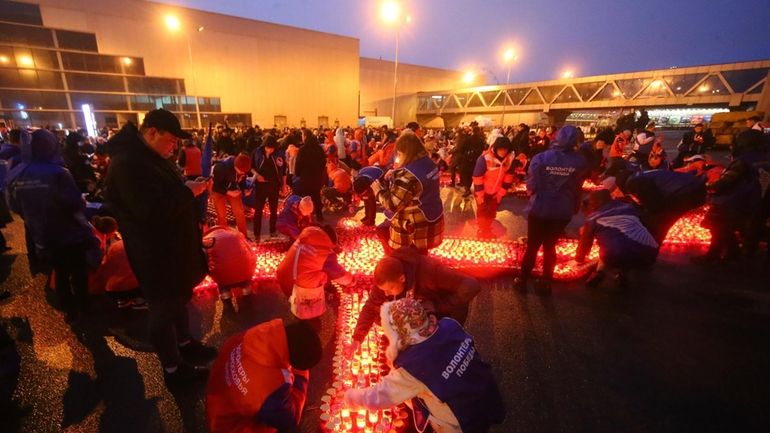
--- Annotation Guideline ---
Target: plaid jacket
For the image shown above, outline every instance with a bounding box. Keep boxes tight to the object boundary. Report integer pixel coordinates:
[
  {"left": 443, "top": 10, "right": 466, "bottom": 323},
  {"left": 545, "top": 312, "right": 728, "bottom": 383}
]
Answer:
[{"left": 372, "top": 169, "right": 445, "bottom": 252}]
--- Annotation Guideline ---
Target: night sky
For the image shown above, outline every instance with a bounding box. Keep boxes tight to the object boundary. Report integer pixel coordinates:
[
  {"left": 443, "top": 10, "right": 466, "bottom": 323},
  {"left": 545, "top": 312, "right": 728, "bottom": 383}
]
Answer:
[{"left": 157, "top": 0, "right": 770, "bottom": 84}]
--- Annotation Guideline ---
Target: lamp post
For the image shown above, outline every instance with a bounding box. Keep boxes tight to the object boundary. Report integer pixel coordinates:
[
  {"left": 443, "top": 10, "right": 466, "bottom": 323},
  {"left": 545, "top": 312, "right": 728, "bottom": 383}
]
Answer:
[
  {"left": 501, "top": 48, "right": 517, "bottom": 127},
  {"left": 166, "top": 14, "right": 204, "bottom": 129},
  {"left": 381, "top": 1, "right": 409, "bottom": 128}
]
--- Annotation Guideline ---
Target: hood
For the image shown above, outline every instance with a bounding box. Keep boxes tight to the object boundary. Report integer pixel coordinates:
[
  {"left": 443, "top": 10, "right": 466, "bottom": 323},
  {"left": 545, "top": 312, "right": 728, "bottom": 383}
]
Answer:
[
  {"left": 296, "top": 225, "right": 335, "bottom": 250},
  {"left": 551, "top": 125, "right": 578, "bottom": 151},
  {"left": 335, "top": 128, "right": 345, "bottom": 139},
  {"left": 30, "top": 129, "right": 61, "bottom": 163},
  {"left": 242, "top": 318, "right": 290, "bottom": 369},
  {"left": 106, "top": 122, "right": 141, "bottom": 157}
]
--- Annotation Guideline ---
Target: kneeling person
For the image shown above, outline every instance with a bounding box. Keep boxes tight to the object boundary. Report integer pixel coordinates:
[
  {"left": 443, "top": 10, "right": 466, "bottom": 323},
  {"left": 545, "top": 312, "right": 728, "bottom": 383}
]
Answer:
[
  {"left": 351, "top": 246, "right": 480, "bottom": 347},
  {"left": 206, "top": 320, "right": 322, "bottom": 433},
  {"left": 576, "top": 190, "right": 659, "bottom": 288},
  {"left": 345, "top": 298, "right": 506, "bottom": 433}
]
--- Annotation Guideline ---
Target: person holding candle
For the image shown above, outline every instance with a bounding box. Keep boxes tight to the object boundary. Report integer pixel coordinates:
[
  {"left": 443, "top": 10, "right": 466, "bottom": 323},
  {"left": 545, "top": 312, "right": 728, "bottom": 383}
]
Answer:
[
  {"left": 472, "top": 136, "right": 516, "bottom": 238},
  {"left": 353, "top": 166, "right": 385, "bottom": 226},
  {"left": 371, "top": 133, "right": 445, "bottom": 255},
  {"left": 344, "top": 298, "right": 506, "bottom": 433},
  {"left": 350, "top": 246, "right": 480, "bottom": 349}
]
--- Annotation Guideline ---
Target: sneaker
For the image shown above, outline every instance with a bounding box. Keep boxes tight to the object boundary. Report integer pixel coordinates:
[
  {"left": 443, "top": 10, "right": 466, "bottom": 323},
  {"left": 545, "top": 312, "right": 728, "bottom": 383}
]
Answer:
[
  {"left": 220, "top": 288, "right": 232, "bottom": 300},
  {"left": 179, "top": 339, "right": 218, "bottom": 365},
  {"left": 585, "top": 270, "right": 605, "bottom": 288},
  {"left": 513, "top": 277, "right": 527, "bottom": 293},
  {"left": 163, "top": 362, "right": 209, "bottom": 385},
  {"left": 130, "top": 297, "right": 149, "bottom": 310},
  {"left": 534, "top": 280, "right": 552, "bottom": 296},
  {"left": 117, "top": 299, "right": 132, "bottom": 309}
]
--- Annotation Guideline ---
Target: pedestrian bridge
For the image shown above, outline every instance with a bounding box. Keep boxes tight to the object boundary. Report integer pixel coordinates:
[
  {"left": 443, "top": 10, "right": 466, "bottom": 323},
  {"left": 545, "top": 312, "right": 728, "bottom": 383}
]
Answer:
[{"left": 416, "top": 60, "right": 770, "bottom": 126}]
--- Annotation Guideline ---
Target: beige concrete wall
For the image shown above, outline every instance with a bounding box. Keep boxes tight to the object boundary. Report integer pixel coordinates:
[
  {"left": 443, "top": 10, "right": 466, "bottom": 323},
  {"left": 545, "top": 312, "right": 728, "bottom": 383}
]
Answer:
[
  {"left": 359, "top": 57, "right": 463, "bottom": 127},
  {"left": 24, "top": 0, "right": 360, "bottom": 127}
]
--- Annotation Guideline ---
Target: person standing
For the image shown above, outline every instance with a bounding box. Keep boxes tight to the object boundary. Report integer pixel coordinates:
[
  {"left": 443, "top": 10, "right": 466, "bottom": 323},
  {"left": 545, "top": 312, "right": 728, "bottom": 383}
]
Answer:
[
  {"left": 516, "top": 125, "right": 588, "bottom": 295},
  {"left": 105, "top": 109, "right": 216, "bottom": 384},
  {"left": 177, "top": 138, "right": 203, "bottom": 180},
  {"left": 294, "top": 129, "right": 327, "bottom": 221},
  {"left": 607, "top": 128, "right": 631, "bottom": 172},
  {"left": 251, "top": 135, "right": 286, "bottom": 242},
  {"left": 6, "top": 129, "right": 98, "bottom": 322}
]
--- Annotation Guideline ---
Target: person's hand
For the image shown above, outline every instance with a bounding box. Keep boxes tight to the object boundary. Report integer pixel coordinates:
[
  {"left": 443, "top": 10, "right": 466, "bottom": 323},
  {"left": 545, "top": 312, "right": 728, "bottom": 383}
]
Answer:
[
  {"left": 255, "top": 174, "right": 266, "bottom": 183},
  {"left": 185, "top": 180, "right": 207, "bottom": 197},
  {"left": 343, "top": 340, "right": 360, "bottom": 358},
  {"left": 226, "top": 189, "right": 242, "bottom": 198},
  {"left": 384, "top": 169, "right": 395, "bottom": 181}
]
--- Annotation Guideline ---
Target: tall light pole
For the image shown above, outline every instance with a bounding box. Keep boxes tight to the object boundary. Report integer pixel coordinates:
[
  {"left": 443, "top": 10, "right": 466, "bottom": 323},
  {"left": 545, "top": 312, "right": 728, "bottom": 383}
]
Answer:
[
  {"left": 381, "top": 1, "right": 409, "bottom": 128},
  {"left": 166, "top": 14, "right": 204, "bottom": 129},
  {"left": 501, "top": 48, "right": 517, "bottom": 127}
]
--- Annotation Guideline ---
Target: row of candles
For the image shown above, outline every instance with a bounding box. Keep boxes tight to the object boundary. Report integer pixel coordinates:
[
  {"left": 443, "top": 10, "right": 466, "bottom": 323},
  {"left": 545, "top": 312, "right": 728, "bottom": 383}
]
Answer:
[
  {"left": 321, "top": 282, "right": 405, "bottom": 433},
  {"left": 195, "top": 206, "right": 711, "bottom": 293}
]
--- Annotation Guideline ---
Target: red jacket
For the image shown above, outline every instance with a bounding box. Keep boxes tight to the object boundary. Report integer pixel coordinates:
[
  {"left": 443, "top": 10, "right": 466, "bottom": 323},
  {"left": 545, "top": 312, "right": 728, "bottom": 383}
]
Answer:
[
  {"left": 276, "top": 226, "right": 336, "bottom": 297},
  {"left": 90, "top": 239, "right": 139, "bottom": 293},
  {"left": 206, "top": 319, "right": 308, "bottom": 433},
  {"left": 181, "top": 145, "right": 203, "bottom": 177},
  {"left": 203, "top": 226, "right": 256, "bottom": 289}
]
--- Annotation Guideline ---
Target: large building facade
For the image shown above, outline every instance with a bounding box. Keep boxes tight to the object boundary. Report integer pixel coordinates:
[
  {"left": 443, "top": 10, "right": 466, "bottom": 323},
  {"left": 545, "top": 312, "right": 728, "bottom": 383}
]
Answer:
[{"left": 0, "top": 0, "right": 464, "bottom": 131}]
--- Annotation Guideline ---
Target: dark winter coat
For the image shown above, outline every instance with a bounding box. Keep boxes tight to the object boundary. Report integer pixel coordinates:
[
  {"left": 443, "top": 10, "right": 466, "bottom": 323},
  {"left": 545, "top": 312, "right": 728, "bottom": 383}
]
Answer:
[{"left": 105, "top": 123, "right": 207, "bottom": 300}]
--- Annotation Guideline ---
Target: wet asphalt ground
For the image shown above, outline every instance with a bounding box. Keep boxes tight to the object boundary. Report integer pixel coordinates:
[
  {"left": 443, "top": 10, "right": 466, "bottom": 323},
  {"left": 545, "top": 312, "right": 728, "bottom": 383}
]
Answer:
[{"left": 2, "top": 179, "right": 770, "bottom": 433}]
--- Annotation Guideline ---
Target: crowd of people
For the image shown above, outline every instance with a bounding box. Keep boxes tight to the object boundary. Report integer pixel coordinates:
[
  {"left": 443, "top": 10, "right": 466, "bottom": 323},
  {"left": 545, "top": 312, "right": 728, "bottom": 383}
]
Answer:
[{"left": 1, "top": 106, "right": 769, "bottom": 432}]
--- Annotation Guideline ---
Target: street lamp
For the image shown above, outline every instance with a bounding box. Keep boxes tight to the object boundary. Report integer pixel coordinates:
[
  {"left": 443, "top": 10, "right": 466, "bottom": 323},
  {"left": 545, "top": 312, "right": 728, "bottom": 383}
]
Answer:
[
  {"left": 380, "top": 1, "right": 409, "bottom": 128},
  {"left": 462, "top": 70, "right": 476, "bottom": 85},
  {"left": 501, "top": 48, "right": 518, "bottom": 127},
  {"left": 562, "top": 69, "right": 575, "bottom": 79},
  {"left": 165, "top": 14, "right": 204, "bottom": 129}
]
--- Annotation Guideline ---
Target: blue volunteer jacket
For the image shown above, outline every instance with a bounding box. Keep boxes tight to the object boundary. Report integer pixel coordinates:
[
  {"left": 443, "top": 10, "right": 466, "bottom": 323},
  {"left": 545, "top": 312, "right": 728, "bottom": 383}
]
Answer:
[
  {"left": 392, "top": 156, "right": 443, "bottom": 222},
  {"left": 395, "top": 318, "right": 506, "bottom": 433},
  {"left": 588, "top": 201, "right": 659, "bottom": 268},
  {"left": 526, "top": 141, "right": 588, "bottom": 220}
]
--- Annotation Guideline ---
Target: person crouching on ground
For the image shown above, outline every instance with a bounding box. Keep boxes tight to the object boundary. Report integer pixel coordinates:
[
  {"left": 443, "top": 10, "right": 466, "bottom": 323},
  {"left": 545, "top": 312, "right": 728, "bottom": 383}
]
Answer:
[
  {"left": 344, "top": 298, "right": 506, "bottom": 433},
  {"left": 211, "top": 153, "right": 251, "bottom": 238},
  {"left": 472, "top": 136, "right": 515, "bottom": 238},
  {"left": 352, "top": 166, "right": 385, "bottom": 226},
  {"left": 349, "top": 246, "right": 480, "bottom": 353},
  {"left": 276, "top": 195, "right": 315, "bottom": 242},
  {"left": 206, "top": 319, "right": 322, "bottom": 433},
  {"left": 575, "top": 190, "right": 659, "bottom": 288}
]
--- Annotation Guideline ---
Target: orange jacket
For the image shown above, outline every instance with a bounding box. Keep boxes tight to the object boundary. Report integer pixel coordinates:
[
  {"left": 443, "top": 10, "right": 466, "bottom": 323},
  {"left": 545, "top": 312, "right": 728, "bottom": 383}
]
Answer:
[
  {"left": 609, "top": 134, "right": 628, "bottom": 158},
  {"left": 182, "top": 145, "right": 203, "bottom": 177},
  {"left": 206, "top": 319, "right": 307, "bottom": 433},
  {"left": 276, "top": 226, "right": 336, "bottom": 297},
  {"left": 90, "top": 239, "right": 139, "bottom": 293}
]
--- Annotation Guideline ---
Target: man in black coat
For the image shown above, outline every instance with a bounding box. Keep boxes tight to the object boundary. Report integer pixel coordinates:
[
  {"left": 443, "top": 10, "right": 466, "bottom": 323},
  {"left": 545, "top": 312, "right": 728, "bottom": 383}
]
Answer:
[
  {"left": 294, "top": 130, "right": 327, "bottom": 221},
  {"left": 105, "top": 109, "right": 216, "bottom": 385}
]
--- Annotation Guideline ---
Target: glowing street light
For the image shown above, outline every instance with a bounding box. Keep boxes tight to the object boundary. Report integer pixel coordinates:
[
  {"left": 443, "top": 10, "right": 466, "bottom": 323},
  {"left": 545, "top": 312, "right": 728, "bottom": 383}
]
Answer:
[
  {"left": 380, "top": 1, "right": 408, "bottom": 128},
  {"left": 121, "top": 57, "right": 133, "bottom": 66},
  {"left": 462, "top": 70, "right": 476, "bottom": 85},
  {"left": 164, "top": 14, "right": 181, "bottom": 32},
  {"left": 0, "top": 55, "right": 9, "bottom": 64},
  {"left": 164, "top": 13, "right": 204, "bottom": 129},
  {"left": 501, "top": 47, "right": 518, "bottom": 126},
  {"left": 562, "top": 69, "right": 575, "bottom": 79},
  {"left": 380, "top": 1, "right": 401, "bottom": 24}
]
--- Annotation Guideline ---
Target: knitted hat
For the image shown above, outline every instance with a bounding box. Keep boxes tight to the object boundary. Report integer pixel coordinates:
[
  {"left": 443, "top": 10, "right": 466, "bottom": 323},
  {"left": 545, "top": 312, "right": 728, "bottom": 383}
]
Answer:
[
  {"left": 298, "top": 196, "right": 314, "bottom": 216},
  {"left": 380, "top": 298, "right": 438, "bottom": 363},
  {"left": 234, "top": 154, "right": 251, "bottom": 173}
]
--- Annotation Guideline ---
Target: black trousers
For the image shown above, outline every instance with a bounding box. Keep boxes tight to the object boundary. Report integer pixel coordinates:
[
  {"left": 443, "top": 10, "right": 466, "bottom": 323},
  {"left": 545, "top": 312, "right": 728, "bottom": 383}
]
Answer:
[
  {"left": 51, "top": 243, "right": 89, "bottom": 315},
  {"left": 253, "top": 182, "right": 280, "bottom": 238},
  {"left": 520, "top": 215, "right": 570, "bottom": 282},
  {"left": 146, "top": 295, "right": 192, "bottom": 368},
  {"left": 362, "top": 189, "right": 377, "bottom": 223}
]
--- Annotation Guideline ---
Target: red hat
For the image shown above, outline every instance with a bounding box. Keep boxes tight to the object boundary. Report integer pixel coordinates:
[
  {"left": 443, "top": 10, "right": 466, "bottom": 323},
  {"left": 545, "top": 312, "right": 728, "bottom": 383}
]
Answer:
[{"left": 234, "top": 154, "right": 251, "bottom": 173}]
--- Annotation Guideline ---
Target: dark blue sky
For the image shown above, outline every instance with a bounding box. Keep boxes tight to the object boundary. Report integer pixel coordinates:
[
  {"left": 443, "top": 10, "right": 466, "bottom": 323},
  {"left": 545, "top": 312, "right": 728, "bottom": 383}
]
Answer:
[{"left": 158, "top": 0, "right": 770, "bottom": 84}]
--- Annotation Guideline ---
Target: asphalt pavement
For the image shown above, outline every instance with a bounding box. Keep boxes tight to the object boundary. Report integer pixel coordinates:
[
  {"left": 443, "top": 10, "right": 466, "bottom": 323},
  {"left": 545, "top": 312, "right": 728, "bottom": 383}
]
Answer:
[{"left": 1, "top": 186, "right": 769, "bottom": 433}]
